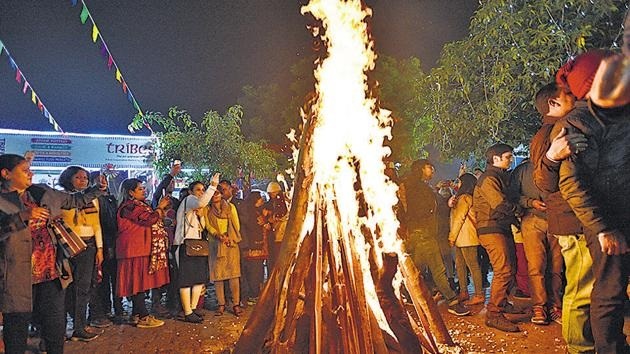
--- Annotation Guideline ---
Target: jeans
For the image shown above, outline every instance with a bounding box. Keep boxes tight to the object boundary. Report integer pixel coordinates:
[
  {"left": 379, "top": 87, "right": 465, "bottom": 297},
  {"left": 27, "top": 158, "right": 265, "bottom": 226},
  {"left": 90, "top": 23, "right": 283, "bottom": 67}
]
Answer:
[
  {"left": 67, "top": 239, "right": 96, "bottom": 332},
  {"left": 478, "top": 233, "right": 516, "bottom": 313},
  {"left": 557, "top": 234, "right": 595, "bottom": 354},
  {"left": 3, "top": 280, "right": 66, "bottom": 354},
  {"left": 455, "top": 246, "right": 483, "bottom": 296},
  {"left": 407, "top": 227, "right": 457, "bottom": 303},
  {"left": 586, "top": 231, "right": 629, "bottom": 354},
  {"left": 521, "top": 214, "right": 563, "bottom": 308}
]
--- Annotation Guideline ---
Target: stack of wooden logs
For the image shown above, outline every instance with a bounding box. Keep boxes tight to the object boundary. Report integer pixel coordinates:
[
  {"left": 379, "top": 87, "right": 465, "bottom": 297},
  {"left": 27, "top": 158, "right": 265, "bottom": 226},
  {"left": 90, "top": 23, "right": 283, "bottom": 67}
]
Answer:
[{"left": 233, "top": 113, "right": 455, "bottom": 354}]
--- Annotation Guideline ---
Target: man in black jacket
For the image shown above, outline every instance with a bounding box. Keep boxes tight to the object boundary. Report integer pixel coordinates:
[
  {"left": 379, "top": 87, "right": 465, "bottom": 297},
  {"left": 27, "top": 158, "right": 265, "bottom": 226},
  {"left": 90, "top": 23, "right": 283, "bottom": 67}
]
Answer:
[
  {"left": 473, "top": 143, "right": 522, "bottom": 332},
  {"left": 401, "top": 159, "right": 470, "bottom": 317}
]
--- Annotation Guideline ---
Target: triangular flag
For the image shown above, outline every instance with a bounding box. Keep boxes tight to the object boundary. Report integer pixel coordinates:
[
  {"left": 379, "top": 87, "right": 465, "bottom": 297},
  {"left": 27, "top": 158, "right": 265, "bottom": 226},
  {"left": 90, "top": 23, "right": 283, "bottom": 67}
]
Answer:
[
  {"left": 133, "top": 99, "right": 140, "bottom": 112},
  {"left": 8, "top": 57, "right": 16, "bottom": 70},
  {"left": 100, "top": 42, "right": 108, "bottom": 58},
  {"left": 122, "top": 81, "right": 128, "bottom": 93},
  {"left": 22, "top": 80, "right": 29, "bottom": 94},
  {"left": 115, "top": 68, "right": 122, "bottom": 82},
  {"left": 48, "top": 115, "right": 54, "bottom": 124},
  {"left": 80, "top": 4, "right": 89, "bottom": 24},
  {"left": 37, "top": 99, "right": 44, "bottom": 112},
  {"left": 92, "top": 24, "right": 100, "bottom": 42},
  {"left": 15, "top": 69, "right": 21, "bottom": 83},
  {"left": 71, "top": 0, "right": 78, "bottom": 6},
  {"left": 0, "top": 40, "right": 4, "bottom": 56},
  {"left": 44, "top": 108, "right": 50, "bottom": 118},
  {"left": 107, "top": 55, "right": 113, "bottom": 69},
  {"left": 31, "top": 90, "right": 37, "bottom": 104},
  {"left": 127, "top": 90, "right": 133, "bottom": 103}
]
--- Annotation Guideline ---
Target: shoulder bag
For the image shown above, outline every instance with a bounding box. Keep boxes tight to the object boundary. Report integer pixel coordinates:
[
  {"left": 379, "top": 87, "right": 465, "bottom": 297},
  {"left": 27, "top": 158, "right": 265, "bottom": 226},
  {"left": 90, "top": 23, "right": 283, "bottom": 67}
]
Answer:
[{"left": 183, "top": 198, "right": 209, "bottom": 257}]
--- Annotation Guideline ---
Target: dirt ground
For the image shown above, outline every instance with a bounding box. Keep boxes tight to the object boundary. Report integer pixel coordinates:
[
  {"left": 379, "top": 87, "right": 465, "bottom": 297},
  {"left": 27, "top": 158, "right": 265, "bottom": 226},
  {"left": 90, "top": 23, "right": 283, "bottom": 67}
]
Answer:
[{"left": 4, "top": 288, "right": 629, "bottom": 353}]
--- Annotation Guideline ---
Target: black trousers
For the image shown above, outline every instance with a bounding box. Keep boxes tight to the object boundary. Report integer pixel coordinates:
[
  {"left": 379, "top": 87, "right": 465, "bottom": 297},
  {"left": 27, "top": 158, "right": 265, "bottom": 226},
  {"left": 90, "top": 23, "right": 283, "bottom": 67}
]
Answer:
[
  {"left": 3, "top": 280, "right": 65, "bottom": 354},
  {"left": 67, "top": 239, "right": 96, "bottom": 331},
  {"left": 587, "top": 233, "right": 630, "bottom": 354},
  {"left": 90, "top": 253, "right": 124, "bottom": 319}
]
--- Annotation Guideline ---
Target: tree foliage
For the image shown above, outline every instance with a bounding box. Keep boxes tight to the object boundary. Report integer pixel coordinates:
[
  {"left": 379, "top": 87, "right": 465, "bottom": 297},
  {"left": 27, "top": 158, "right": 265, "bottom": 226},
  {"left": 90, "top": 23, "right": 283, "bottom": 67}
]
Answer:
[
  {"left": 371, "top": 55, "right": 431, "bottom": 163},
  {"left": 418, "top": 0, "right": 627, "bottom": 159},
  {"left": 140, "top": 105, "right": 279, "bottom": 182},
  {"left": 237, "top": 56, "right": 316, "bottom": 146}
]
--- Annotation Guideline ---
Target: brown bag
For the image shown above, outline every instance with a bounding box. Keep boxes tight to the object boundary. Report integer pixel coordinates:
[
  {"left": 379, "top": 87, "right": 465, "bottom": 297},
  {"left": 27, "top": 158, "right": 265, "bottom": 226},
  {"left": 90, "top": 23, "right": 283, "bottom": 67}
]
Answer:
[
  {"left": 184, "top": 239, "right": 209, "bottom": 257},
  {"left": 48, "top": 218, "right": 87, "bottom": 258}
]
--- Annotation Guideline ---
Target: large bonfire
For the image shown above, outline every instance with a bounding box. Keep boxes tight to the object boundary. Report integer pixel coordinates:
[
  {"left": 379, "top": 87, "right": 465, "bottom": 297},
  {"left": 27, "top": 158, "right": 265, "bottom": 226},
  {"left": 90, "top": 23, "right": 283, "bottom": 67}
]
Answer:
[{"left": 235, "top": 1, "right": 456, "bottom": 353}]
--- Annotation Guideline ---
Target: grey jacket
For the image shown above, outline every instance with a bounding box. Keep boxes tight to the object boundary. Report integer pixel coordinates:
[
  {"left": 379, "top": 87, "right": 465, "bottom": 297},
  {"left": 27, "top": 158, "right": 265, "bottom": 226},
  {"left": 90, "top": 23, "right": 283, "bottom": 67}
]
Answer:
[{"left": 0, "top": 184, "right": 103, "bottom": 313}]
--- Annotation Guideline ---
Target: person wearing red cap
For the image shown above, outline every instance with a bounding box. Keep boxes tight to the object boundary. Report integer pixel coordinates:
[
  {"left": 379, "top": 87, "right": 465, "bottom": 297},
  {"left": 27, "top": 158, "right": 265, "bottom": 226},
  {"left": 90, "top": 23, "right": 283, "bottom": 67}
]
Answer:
[{"left": 538, "top": 49, "right": 630, "bottom": 354}]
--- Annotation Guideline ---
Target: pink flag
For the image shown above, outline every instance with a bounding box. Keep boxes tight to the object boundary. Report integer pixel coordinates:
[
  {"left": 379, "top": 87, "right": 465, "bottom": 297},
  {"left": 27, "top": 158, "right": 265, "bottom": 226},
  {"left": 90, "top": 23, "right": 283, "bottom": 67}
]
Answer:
[
  {"left": 22, "top": 80, "right": 29, "bottom": 94},
  {"left": 15, "top": 69, "right": 21, "bottom": 83}
]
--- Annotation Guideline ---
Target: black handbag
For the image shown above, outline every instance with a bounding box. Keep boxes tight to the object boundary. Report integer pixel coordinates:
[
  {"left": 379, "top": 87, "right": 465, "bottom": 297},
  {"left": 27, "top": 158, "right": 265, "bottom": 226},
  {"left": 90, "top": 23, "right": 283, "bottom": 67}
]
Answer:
[
  {"left": 182, "top": 198, "right": 209, "bottom": 256},
  {"left": 184, "top": 238, "right": 209, "bottom": 257}
]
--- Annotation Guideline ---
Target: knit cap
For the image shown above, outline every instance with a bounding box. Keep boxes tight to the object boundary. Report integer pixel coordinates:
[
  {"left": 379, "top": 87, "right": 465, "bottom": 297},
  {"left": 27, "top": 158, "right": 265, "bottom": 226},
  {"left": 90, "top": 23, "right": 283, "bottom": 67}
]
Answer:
[{"left": 556, "top": 49, "right": 612, "bottom": 100}]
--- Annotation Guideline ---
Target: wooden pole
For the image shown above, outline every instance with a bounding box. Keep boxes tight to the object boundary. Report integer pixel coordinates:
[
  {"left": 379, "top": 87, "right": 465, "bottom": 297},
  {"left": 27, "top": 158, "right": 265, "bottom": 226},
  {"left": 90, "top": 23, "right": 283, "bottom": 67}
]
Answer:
[
  {"left": 234, "top": 110, "right": 317, "bottom": 354},
  {"left": 398, "top": 254, "right": 454, "bottom": 346}
]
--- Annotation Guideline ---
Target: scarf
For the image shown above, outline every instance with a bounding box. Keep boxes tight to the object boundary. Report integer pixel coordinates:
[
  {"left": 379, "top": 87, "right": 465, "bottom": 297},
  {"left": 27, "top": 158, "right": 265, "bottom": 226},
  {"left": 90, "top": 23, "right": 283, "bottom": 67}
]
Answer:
[{"left": 207, "top": 199, "right": 241, "bottom": 257}]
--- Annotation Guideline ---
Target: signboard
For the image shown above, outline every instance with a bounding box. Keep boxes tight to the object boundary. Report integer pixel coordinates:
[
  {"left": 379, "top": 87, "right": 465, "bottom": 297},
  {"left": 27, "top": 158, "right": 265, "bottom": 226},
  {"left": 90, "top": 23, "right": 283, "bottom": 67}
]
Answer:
[{"left": 0, "top": 129, "right": 156, "bottom": 170}]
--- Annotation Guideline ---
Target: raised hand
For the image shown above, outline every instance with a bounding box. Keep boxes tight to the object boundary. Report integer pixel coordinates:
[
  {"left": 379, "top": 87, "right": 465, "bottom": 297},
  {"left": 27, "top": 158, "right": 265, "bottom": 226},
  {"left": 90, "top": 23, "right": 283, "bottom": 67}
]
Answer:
[{"left": 210, "top": 172, "right": 221, "bottom": 187}]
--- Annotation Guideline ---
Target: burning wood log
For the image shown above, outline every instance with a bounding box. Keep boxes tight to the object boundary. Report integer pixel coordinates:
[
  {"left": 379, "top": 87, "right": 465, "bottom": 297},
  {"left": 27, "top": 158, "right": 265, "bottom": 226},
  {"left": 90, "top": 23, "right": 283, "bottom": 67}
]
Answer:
[{"left": 234, "top": 0, "right": 458, "bottom": 353}]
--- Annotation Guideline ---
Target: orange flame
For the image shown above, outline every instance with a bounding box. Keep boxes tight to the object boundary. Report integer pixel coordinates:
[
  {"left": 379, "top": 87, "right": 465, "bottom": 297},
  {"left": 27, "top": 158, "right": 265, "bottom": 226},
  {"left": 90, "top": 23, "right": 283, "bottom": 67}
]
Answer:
[{"left": 299, "top": 0, "right": 404, "bottom": 335}]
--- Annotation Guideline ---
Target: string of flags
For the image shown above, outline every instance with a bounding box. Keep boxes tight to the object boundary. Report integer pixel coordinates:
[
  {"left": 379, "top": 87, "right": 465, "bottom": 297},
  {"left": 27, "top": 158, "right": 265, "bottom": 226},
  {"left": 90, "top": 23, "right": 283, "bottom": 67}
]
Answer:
[
  {"left": 0, "top": 39, "right": 65, "bottom": 133},
  {"left": 70, "top": 0, "right": 153, "bottom": 134}
]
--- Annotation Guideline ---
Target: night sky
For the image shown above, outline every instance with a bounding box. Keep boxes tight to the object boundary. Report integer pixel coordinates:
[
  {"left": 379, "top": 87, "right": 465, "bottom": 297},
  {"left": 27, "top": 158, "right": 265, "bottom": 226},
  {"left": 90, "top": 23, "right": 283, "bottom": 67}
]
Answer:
[{"left": 0, "top": 1, "right": 477, "bottom": 135}]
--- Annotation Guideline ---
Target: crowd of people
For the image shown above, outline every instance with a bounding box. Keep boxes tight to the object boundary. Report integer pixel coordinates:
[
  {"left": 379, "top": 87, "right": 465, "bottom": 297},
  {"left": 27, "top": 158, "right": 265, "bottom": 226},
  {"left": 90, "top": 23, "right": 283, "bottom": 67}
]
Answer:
[
  {"left": 0, "top": 157, "right": 289, "bottom": 353},
  {"left": 0, "top": 14, "right": 629, "bottom": 354},
  {"left": 394, "top": 36, "right": 629, "bottom": 354}
]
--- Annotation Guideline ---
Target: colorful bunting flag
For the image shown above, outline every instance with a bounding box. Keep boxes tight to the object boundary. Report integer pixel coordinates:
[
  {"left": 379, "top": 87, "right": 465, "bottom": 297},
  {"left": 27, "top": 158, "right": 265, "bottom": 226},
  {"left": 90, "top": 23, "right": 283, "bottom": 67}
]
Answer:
[
  {"left": 91, "top": 24, "right": 99, "bottom": 42},
  {"left": 100, "top": 42, "right": 108, "bottom": 57},
  {"left": 0, "top": 38, "right": 65, "bottom": 133},
  {"left": 71, "top": 0, "right": 152, "bottom": 134},
  {"left": 71, "top": 0, "right": 78, "bottom": 6},
  {"left": 80, "top": 4, "right": 89, "bottom": 24}
]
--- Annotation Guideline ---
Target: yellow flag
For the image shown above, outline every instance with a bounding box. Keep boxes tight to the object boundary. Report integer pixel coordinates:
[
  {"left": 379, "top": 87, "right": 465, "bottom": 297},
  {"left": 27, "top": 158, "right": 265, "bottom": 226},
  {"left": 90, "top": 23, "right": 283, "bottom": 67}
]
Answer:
[
  {"left": 92, "top": 24, "right": 100, "bottom": 42},
  {"left": 115, "top": 68, "right": 122, "bottom": 82},
  {"left": 31, "top": 90, "right": 37, "bottom": 104}
]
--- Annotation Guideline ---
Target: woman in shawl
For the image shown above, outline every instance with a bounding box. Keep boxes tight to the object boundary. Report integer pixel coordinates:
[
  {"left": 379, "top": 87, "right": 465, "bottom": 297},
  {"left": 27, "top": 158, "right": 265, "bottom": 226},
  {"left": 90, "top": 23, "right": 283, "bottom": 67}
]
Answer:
[{"left": 205, "top": 188, "right": 242, "bottom": 316}]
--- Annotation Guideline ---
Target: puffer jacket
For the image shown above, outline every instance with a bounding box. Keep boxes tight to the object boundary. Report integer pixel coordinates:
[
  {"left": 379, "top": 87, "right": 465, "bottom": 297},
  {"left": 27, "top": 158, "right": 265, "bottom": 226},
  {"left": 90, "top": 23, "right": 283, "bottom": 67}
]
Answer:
[
  {"left": 448, "top": 194, "right": 479, "bottom": 247},
  {"left": 547, "top": 102, "right": 630, "bottom": 241},
  {"left": 0, "top": 184, "right": 103, "bottom": 313},
  {"left": 472, "top": 166, "right": 517, "bottom": 236}
]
